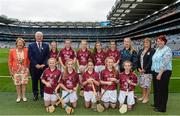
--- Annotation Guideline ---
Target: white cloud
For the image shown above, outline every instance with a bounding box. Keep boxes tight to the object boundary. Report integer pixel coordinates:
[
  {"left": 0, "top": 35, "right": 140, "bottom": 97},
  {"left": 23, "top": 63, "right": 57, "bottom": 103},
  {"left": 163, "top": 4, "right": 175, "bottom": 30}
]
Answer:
[{"left": 0, "top": 0, "right": 116, "bottom": 22}]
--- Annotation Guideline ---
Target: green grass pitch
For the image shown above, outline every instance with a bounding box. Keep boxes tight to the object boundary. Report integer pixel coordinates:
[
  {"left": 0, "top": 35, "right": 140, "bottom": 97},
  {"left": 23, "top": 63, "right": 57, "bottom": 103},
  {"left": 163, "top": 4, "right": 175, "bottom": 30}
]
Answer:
[{"left": 0, "top": 48, "right": 180, "bottom": 115}]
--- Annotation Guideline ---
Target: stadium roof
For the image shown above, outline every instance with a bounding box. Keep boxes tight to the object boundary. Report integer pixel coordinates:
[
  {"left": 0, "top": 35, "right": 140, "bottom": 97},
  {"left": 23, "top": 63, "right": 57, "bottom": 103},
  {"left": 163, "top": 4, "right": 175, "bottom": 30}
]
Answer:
[{"left": 107, "top": 0, "right": 178, "bottom": 26}]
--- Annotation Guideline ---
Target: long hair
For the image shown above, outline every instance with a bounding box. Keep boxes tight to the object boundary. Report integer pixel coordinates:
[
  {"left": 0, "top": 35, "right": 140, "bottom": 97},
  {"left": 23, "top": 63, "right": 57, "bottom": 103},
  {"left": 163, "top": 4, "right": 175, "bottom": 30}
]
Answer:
[
  {"left": 124, "top": 37, "right": 136, "bottom": 54},
  {"left": 105, "top": 57, "right": 117, "bottom": 78},
  {"left": 62, "top": 59, "right": 74, "bottom": 80},
  {"left": 93, "top": 41, "right": 102, "bottom": 54}
]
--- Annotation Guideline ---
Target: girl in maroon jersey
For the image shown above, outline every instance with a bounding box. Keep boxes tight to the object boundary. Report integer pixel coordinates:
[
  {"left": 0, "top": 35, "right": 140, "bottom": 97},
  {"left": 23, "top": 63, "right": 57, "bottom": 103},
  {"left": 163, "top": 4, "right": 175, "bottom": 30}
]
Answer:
[
  {"left": 50, "top": 41, "right": 59, "bottom": 59},
  {"left": 106, "top": 40, "right": 120, "bottom": 71},
  {"left": 118, "top": 60, "right": 138, "bottom": 110},
  {"left": 58, "top": 39, "right": 76, "bottom": 71},
  {"left": 100, "top": 57, "right": 119, "bottom": 109},
  {"left": 76, "top": 39, "right": 92, "bottom": 97},
  {"left": 41, "top": 58, "right": 62, "bottom": 110},
  {"left": 82, "top": 59, "right": 100, "bottom": 109},
  {"left": 93, "top": 41, "right": 106, "bottom": 73},
  {"left": 55, "top": 59, "right": 79, "bottom": 108}
]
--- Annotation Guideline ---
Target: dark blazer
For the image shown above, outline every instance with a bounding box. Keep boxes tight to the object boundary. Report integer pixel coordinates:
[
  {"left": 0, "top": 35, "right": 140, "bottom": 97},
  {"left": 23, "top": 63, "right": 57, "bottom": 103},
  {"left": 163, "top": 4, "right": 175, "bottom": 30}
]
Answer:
[
  {"left": 28, "top": 42, "right": 50, "bottom": 70},
  {"left": 137, "top": 48, "right": 155, "bottom": 74}
]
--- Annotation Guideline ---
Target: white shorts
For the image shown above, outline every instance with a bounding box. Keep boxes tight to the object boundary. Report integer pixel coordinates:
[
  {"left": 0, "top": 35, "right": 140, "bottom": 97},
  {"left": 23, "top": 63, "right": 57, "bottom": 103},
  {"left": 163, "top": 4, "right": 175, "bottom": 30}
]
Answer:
[
  {"left": 77, "top": 65, "right": 87, "bottom": 73},
  {"left": 61, "top": 90, "right": 78, "bottom": 103},
  {"left": 94, "top": 65, "right": 105, "bottom": 73},
  {"left": 44, "top": 93, "right": 57, "bottom": 102},
  {"left": 84, "top": 91, "right": 96, "bottom": 103},
  {"left": 118, "top": 90, "right": 135, "bottom": 106},
  {"left": 101, "top": 89, "right": 117, "bottom": 103}
]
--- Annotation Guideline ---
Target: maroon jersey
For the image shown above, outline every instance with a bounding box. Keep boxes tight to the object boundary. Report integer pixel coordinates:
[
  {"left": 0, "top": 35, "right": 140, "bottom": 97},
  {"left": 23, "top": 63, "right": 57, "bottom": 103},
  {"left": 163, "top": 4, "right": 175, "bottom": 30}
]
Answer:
[
  {"left": 76, "top": 49, "right": 91, "bottom": 66},
  {"left": 106, "top": 49, "right": 120, "bottom": 63},
  {"left": 50, "top": 50, "right": 59, "bottom": 59},
  {"left": 41, "top": 68, "right": 61, "bottom": 94},
  {"left": 59, "top": 70, "right": 79, "bottom": 90},
  {"left": 93, "top": 50, "right": 106, "bottom": 66},
  {"left": 100, "top": 68, "right": 118, "bottom": 90},
  {"left": 82, "top": 70, "right": 99, "bottom": 91},
  {"left": 58, "top": 48, "right": 75, "bottom": 65},
  {"left": 119, "top": 72, "right": 137, "bottom": 91}
]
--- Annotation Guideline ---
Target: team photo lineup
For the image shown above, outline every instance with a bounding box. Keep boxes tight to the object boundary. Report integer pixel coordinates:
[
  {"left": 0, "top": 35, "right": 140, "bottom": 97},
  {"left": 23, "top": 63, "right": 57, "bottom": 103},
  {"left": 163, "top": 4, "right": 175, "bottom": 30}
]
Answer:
[
  {"left": 8, "top": 32, "right": 172, "bottom": 114},
  {"left": 0, "top": 0, "right": 180, "bottom": 115}
]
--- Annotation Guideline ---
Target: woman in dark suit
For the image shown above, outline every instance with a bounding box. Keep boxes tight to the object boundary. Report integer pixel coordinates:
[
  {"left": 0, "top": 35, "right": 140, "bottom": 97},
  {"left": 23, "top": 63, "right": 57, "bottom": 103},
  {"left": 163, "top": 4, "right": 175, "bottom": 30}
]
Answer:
[{"left": 137, "top": 38, "right": 155, "bottom": 103}]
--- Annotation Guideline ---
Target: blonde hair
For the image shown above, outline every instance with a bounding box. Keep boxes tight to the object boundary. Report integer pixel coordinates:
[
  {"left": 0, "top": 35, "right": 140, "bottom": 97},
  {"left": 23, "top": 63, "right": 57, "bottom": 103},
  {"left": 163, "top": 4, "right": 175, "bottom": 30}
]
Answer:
[
  {"left": 124, "top": 37, "right": 136, "bottom": 54},
  {"left": 16, "top": 37, "right": 25, "bottom": 47},
  {"left": 48, "top": 57, "right": 57, "bottom": 64},
  {"left": 123, "top": 60, "right": 132, "bottom": 67},
  {"left": 144, "top": 37, "right": 152, "bottom": 48}
]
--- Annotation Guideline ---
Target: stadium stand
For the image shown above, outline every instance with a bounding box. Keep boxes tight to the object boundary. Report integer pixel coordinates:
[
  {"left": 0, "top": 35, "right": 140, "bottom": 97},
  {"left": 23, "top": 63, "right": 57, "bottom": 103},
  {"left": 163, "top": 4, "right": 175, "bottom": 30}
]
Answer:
[{"left": 0, "top": 0, "right": 179, "bottom": 51}]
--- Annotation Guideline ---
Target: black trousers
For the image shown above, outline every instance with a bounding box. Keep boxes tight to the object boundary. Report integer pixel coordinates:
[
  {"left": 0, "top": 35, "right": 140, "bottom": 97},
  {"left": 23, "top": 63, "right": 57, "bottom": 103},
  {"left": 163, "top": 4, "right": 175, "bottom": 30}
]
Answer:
[
  {"left": 30, "top": 68, "right": 44, "bottom": 97},
  {"left": 152, "top": 70, "right": 172, "bottom": 112}
]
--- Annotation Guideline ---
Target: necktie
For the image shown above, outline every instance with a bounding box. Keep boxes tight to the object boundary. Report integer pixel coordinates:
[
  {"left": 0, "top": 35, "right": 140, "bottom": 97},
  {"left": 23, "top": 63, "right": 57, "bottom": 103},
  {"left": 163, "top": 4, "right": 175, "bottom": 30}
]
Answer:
[{"left": 38, "top": 42, "right": 41, "bottom": 52}]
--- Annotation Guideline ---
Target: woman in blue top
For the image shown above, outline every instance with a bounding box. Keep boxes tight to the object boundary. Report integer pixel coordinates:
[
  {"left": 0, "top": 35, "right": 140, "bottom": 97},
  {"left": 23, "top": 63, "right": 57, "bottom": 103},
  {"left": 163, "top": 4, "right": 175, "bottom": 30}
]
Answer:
[
  {"left": 151, "top": 35, "right": 172, "bottom": 112},
  {"left": 120, "top": 37, "right": 138, "bottom": 72}
]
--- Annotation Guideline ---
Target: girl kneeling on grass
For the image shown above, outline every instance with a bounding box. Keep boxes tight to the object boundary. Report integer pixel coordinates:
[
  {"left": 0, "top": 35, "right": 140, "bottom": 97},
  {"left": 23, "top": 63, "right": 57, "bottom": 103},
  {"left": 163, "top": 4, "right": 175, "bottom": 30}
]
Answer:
[
  {"left": 100, "top": 57, "right": 119, "bottom": 109},
  {"left": 41, "top": 58, "right": 62, "bottom": 111},
  {"left": 55, "top": 59, "right": 79, "bottom": 108},
  {"left": 118, "top": 60, "right": 138, "bottom": 110},
  {"left": 82, "top": 59, "right": 100, "bottom": 109}
]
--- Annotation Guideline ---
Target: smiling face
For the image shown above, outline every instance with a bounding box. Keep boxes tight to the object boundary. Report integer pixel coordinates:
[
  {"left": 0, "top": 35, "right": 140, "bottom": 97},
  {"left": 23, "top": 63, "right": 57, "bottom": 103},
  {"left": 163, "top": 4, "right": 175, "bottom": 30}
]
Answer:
[
  {"left": 95, "top": 42, "right": 102, "bottom": 51},
  {"left": 48, "top": 58, "right": 57, "bottom": 69},
  {"left": 105, "top": 57, "right": 114, "bottom": 69},
  {"left": 51, "top": 41, "right": 57, "bottom": 50},
  {"left": 110, "top": 41, "right": 116, "bottom": 50},
  {"left": 123, "top": 61, "right": 132, "bottom": 72},
  {"left": 81, "top": 40, "right": 88, "bottom": 50},
  {"left": 144, "top": 38, "right": 151, "bottom": 49},
  {"left": 123, "top": 38, "right": 131, "bottom": 49},
  {"left": 87, "top": 61, "right": 94, "bottom": 71},
  {"left": 156, "top": 38, "right": 165, "bottom": 48},
  {"left": 66, "top": 59, "right": 74, "bottom": 70},
  {"left": 35, "top": 32, "right": 43, "bottom": 42},
  {"left": 64, "top": 40, "right": 72, "bottom": 49},
  {"left": 16, "top": 39, "right": 25, "bottom": 49}
]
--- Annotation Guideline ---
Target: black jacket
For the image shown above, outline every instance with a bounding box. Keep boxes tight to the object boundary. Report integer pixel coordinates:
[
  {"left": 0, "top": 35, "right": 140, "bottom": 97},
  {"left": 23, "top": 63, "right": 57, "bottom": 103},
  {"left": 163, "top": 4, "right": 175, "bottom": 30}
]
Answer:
[{"left": 137, "top": 48, "right": 155, "bottom": 74}]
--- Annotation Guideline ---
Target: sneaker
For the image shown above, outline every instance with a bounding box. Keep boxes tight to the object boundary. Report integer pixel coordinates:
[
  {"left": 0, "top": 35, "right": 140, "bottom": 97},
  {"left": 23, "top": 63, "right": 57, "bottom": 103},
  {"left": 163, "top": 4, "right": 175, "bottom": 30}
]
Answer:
[
  {"left": 16, "top": 97, "right": 21, "bottom": 103},
  {"left": 142, "top": 99, "right": 149, "bottom": 104},
  {"left": 138, "top": 97, "right": 144, "bottom": 101},
  {"left": 22, "top": 97, "right": 27, "bottom": 102}
]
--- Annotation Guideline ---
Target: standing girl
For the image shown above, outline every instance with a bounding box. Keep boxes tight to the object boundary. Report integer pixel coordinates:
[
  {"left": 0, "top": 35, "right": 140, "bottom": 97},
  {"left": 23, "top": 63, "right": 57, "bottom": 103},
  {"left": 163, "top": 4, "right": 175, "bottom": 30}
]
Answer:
[{"left": 93, "top": 41, "right": 106, "bottom": 73}]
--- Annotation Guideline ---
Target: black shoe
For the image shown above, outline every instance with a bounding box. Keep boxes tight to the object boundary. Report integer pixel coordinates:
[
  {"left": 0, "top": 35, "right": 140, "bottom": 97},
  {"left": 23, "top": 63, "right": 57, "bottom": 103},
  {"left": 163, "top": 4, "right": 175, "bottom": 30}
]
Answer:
[
  {"left": 33, "top": 95, "right": 38, "bottom": 101},
  {"left": 153, "top": 108, "right": 166, "bottom": 113}
]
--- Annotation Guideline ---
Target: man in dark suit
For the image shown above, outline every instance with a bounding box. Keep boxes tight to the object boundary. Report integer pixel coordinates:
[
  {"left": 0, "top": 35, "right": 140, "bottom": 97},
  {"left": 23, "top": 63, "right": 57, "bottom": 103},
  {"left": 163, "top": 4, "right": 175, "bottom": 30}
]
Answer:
[{"left": 28, "top": 31, "right": 49, "bottom": 101}]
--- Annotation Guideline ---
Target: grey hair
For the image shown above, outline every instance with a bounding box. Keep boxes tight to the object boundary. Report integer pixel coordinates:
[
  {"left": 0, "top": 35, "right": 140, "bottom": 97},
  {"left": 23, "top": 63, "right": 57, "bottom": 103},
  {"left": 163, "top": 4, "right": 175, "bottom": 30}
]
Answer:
[{"left": 35, "top": 31, "right": 43, "bottom": 36}]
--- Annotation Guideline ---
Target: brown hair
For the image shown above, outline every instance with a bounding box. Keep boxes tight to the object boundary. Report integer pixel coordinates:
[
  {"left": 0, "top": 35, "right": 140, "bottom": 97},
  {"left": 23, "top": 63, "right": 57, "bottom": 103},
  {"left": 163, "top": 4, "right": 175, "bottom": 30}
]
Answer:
[
  {"left": 156, "top": 35, "right": 167, "bottom": 45},
  {"left": 105, "top": 57, "right": 118, "bottom": 78},
  {"left": 93, "top": 41, "right": 102, "bottom": 54}
]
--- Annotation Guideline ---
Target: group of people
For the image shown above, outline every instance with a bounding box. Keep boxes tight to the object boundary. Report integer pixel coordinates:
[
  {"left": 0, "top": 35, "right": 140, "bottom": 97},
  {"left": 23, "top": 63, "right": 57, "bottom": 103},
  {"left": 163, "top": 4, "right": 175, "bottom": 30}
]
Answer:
[{"left": 8, "top": 31, "right": 172, "bottom": 113}]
